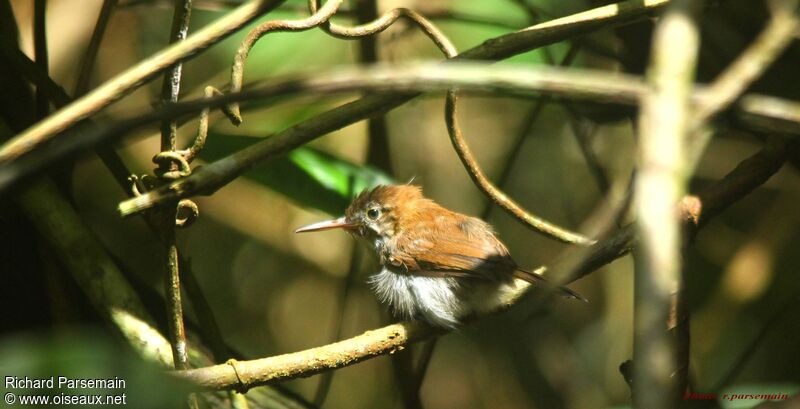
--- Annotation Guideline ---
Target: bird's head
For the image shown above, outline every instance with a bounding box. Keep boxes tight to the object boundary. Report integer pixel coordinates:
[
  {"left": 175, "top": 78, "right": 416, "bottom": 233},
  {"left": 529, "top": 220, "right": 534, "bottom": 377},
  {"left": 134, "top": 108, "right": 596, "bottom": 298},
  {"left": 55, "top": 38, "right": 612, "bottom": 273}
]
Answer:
[{"left": 294, "top": 185, "right": 426, "bottom": 242}]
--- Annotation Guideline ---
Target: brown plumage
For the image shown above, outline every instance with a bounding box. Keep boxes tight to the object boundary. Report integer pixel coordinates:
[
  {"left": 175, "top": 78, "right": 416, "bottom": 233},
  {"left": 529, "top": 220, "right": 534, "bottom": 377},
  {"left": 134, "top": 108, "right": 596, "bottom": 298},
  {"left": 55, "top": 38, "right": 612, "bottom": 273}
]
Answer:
[{"left": 297, "top": 184, "right": 584, "bottom": 327}]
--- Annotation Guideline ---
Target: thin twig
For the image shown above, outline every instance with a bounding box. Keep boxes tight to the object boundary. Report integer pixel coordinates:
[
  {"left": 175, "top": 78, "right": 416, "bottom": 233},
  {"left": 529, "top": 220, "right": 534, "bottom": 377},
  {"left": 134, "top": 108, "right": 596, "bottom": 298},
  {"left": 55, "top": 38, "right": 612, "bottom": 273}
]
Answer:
[
  {"left": 692, "top": 0, "right": 800, "bottom": 125},
  {"left": 75, "top": 0, "right": 118, "bottom": 96},
  {"left": 0, "top": 0, "right": 678, "bottom": 190},
  {"left": 565, "top": 110, "right": 611, "bottom": 195},
  {"left": 445, "top": 91, "right": 595, "bottom": 245},
  {"left": 86, "top": 63, "right": 794, "bottom": 217},
  {"left": 444, "top": 38, "right": 595, "bottom": 245},
  {"left": 478, "top": 20, "right": 571, "bottom": 225},
  {"left": 177, "top": 141, "right": 793, "bottom": 391},
  {"left": 33, "top": 0, "right": 49, "bottom": 118},
  {"left": 226, "top": 0, "right": 343, "bottom": 123},
  {"left": 632, "top": 1, "right": 700, "bottom": 407},
  {"left": 0, "top": 0, "right": 286, "bottom": 164},
  {"left": 159, "top": 0, "right": 194, "bottom": 378},
  {"left": 687, "top": 0, "right": 800, "bottom": 171}
]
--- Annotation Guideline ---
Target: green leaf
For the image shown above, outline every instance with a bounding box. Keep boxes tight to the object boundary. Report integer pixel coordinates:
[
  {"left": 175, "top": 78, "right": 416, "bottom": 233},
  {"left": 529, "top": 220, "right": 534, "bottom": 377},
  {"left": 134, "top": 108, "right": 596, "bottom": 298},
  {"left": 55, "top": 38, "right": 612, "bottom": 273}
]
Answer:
[{"left": 200, "top": 133, "right": 395, "bottom": 215}]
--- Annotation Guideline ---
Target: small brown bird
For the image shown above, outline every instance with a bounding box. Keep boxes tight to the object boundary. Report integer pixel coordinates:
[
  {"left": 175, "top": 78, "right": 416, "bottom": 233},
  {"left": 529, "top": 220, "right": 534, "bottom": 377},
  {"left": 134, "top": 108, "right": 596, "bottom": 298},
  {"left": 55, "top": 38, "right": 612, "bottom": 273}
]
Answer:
[{"left": 295, "top": 185, "right": 583, "bottom": 328}]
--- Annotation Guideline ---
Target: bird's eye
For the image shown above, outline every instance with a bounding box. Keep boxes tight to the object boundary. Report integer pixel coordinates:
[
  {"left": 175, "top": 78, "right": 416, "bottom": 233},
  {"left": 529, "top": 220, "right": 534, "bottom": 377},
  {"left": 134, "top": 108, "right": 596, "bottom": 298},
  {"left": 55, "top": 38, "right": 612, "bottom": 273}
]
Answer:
[{"left": 366, "top": 208, "right": 381, "bottom": 220}]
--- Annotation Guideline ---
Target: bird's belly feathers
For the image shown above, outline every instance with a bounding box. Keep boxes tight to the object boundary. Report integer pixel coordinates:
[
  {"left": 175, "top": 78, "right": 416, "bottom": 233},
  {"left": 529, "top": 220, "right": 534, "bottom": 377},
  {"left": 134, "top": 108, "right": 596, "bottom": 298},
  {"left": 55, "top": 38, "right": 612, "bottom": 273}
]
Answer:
[{"left": 368, "top": 267, "right": 519, "bottom": 328}]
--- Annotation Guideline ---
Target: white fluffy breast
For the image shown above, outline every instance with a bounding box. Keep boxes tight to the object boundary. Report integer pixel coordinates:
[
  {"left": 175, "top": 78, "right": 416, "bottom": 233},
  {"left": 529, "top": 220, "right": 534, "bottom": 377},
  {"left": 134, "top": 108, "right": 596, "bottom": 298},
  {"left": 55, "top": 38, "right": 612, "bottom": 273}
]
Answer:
[{"left": 368, "top": 268, "right": 466, "bottom": 328}]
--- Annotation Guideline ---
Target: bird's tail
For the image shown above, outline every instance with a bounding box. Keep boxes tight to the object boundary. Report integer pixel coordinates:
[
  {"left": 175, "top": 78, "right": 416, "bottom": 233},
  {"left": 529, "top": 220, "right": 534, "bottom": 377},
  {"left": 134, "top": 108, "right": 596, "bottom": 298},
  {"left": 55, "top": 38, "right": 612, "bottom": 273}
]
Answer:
[{"left": 512, "top": 268, "right": 588, "bottom": 302}]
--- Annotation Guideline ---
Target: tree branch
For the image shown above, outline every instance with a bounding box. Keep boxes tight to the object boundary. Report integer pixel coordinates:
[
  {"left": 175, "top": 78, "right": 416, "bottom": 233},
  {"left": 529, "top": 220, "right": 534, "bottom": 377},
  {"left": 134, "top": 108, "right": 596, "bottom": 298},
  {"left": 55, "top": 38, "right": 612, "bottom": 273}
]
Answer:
[
  {"left": 693, "top": 0, "right": 800, "bottom": 125},
  {"left": 0, "top": 0, "right": 673, "bottom": 190},
  {"left": 102, "top": 63, "right": 799, "bottom": 217},
  {"left": 632, "top": 0, "right": 700, "bottom": 407}
]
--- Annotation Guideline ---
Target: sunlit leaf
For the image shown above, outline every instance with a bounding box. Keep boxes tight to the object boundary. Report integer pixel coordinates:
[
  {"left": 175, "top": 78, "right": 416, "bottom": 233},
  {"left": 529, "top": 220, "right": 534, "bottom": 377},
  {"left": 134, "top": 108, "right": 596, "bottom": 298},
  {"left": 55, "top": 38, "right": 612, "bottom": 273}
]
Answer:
[{"left": 201, "top": 133, "right": 395, "bottom": 215}]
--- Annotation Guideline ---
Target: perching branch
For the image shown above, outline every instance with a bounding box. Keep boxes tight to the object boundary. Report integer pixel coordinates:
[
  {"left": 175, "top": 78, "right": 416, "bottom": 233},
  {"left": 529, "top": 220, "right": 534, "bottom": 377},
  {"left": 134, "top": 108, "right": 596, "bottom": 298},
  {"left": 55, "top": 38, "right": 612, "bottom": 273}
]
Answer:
[{"left": 176, "top": 140, "right": 793, "bottom": 391}]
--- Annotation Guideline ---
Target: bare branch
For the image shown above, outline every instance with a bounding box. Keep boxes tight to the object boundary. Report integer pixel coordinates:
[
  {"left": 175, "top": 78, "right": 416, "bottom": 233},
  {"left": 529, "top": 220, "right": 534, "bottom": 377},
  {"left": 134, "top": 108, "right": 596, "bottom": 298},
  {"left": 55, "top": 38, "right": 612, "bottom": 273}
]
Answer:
[
  {"left": 0, "top": 0, "right": 677, "bottom": 192},
  {"left": 632, "top": 0, "right": 700, "bottom": 407},
  {"left": 445, "top": 91, "right": 596, "bottom": 245},
  {"left": 0, "top": 0, "right": 286, "bottom": 164},
  {"left": 693, "top": 0, "right": 800, "bottom": 125},
  {"left": 104, "top": 62, "right": 800, "bottom": 217},
  {"left": 113, "top": 63, "right": 646, "bottom": 216},
  {"left": 227, "top": 0, "right": 343, "bottom": 123}
]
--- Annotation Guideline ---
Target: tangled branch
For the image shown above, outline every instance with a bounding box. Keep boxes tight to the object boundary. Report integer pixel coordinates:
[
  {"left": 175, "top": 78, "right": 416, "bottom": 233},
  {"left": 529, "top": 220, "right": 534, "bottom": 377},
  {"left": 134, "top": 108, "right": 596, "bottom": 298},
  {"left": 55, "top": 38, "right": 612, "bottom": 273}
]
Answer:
[
  {"left": 107, "top": 63, "right": 798, "bottom": 217},
  {"left": 0, "top": 0, "right": 286, "bottom": 164}
]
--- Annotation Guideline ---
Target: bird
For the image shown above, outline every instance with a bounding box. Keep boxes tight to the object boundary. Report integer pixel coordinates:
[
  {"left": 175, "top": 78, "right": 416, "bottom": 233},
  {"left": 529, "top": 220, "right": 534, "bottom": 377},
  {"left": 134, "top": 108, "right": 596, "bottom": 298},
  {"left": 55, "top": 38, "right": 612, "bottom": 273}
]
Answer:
[{"left": 294, "top": 184, "right": 584, "bottom": 328}]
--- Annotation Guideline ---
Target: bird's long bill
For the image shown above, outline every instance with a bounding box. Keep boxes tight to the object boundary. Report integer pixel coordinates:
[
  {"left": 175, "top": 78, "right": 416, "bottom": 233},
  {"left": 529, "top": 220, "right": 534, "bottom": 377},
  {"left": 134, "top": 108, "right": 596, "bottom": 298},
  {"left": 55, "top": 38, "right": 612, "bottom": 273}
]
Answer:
[{"left": 294, "top": 217, "right": 357, "bottom": 233}]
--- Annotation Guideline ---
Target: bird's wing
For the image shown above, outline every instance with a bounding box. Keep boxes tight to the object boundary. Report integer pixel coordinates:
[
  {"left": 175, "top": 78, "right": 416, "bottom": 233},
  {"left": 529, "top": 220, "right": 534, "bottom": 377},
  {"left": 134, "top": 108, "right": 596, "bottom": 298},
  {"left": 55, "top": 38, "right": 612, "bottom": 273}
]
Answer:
[
  {"left": 389, "top": 215, "right": 586, "bottom": 301},
  {"left": 389, "top": 215, "right": 517, "bottom": 278}
]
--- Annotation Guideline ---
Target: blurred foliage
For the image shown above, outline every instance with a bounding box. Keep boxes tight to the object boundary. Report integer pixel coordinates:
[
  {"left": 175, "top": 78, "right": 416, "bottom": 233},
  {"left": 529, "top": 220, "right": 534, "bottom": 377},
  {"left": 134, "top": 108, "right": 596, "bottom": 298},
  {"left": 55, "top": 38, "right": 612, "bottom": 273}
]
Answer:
[{"left": 0, "top": 330, "right": 194, "bottom": 408}]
